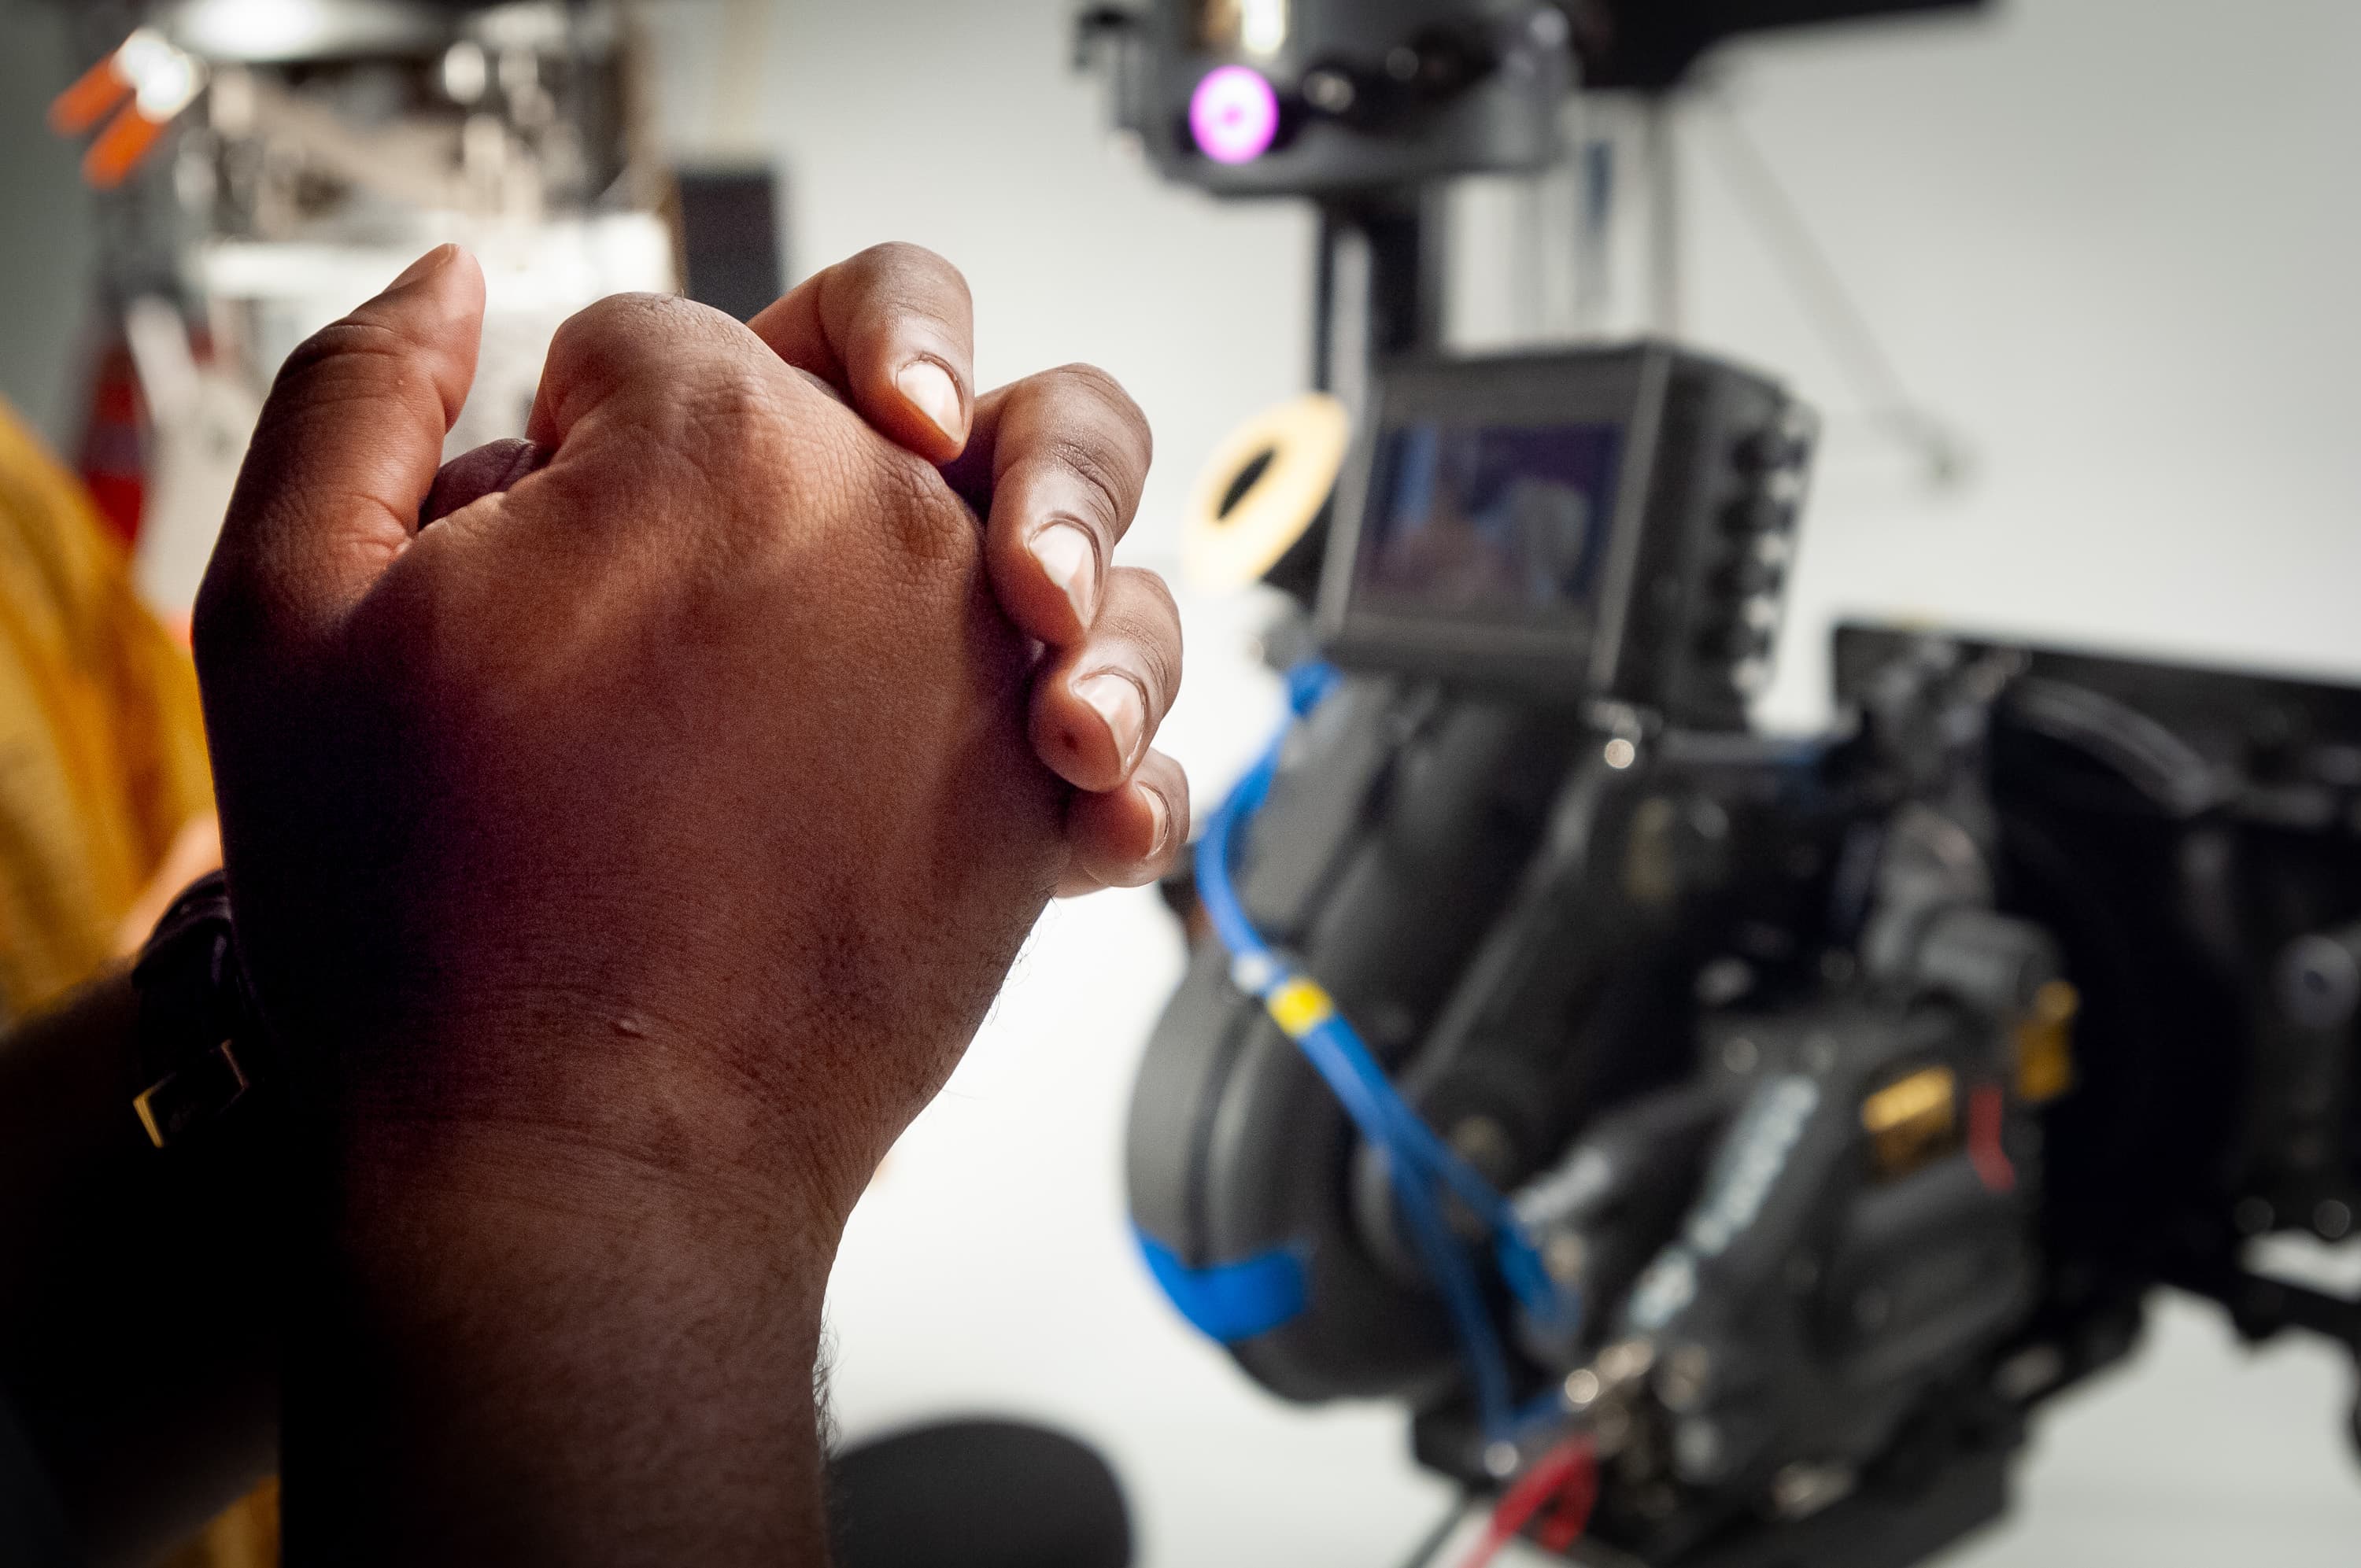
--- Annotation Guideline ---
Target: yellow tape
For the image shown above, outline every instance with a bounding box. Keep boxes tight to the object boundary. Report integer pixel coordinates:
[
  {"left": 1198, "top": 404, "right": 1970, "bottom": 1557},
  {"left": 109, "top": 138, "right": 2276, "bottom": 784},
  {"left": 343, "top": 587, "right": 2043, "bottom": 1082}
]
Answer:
[
  {"left": 1267, "top": 978, "right": 1336, "bottom": 1039},
  {"left": 1181, "top": 392, "right": 1351, "bottom": 592}
]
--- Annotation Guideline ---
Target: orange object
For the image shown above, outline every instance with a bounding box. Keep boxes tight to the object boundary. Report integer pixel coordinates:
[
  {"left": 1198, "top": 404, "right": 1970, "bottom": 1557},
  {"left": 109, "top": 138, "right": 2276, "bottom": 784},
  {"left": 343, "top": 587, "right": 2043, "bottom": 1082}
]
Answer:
[
  {"left": 83, "top": 105, "right": 172, "bottom": 190},
  {"left": 46, "top": 49, "right": 132, "bottom": 137},
  {"left": 50, "top": 31, "right": 204, "bottom": 189}
]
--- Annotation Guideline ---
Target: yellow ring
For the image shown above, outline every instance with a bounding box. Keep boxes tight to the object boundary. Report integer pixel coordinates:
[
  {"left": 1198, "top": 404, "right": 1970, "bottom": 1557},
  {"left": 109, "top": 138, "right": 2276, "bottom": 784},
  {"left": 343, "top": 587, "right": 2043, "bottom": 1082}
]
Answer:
[{"left": 1181, "top": 392, "right": 1351, "bottom": 592}]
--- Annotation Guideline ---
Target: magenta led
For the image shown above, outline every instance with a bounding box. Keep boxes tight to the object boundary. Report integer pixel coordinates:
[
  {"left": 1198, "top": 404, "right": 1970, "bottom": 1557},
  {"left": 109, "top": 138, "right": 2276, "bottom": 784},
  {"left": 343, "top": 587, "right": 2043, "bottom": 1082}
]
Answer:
[{"left": 1188, "top": 65, "right": 1280, "bottom": 165}]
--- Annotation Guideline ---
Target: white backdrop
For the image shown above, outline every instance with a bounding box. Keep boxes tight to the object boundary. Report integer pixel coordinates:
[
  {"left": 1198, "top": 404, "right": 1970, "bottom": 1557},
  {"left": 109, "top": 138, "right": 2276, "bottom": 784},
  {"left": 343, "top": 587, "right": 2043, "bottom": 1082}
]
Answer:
[{"left": 652, "top": 3, "right": 2361, "bottom": 1562}]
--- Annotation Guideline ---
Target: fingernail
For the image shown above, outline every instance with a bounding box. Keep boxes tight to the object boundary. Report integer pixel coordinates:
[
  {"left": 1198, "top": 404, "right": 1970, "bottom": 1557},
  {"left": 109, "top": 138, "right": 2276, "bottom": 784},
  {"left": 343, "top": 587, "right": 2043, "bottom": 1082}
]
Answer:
[
  {"left": 390, "top": 243, "right": 457, "bottom": 291},
  {"left": 1030, "top": 519, "right": 1099, "bottom": 627},
  {"left": 1143, "top": 788, "right": 1173, "bottom": 859},
  {"left": 1074, "top": 670, "right": 1147, "bottom": 773},
  {"left": 895, "top": 359, "right": 966, "bottom": 445}
]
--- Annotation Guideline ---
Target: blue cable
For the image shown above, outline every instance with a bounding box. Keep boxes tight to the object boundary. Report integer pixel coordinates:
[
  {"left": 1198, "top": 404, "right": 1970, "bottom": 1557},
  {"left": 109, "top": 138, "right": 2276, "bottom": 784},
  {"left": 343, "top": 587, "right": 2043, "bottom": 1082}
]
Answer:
[
  {"left": 1194, "top": 663, "right": 1582, "bottom": 1442},
  {"left": 1199, "top": 673, "right": 1526, "bottom": 1238}
]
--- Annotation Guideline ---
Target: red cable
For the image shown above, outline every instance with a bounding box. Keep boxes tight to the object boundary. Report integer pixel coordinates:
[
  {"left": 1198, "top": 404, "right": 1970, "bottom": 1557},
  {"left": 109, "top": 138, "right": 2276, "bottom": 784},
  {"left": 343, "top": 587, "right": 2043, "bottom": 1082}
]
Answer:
[
  {"left": 1453, "top": 1436, "right": 1598, "bottom": 1568},
  {"left": 1967, "top": 1083, "right": 2016, "bottom": 1194},
  {"left": 1535, "top": 1455, "right": 1598, "bottom": 1554}
]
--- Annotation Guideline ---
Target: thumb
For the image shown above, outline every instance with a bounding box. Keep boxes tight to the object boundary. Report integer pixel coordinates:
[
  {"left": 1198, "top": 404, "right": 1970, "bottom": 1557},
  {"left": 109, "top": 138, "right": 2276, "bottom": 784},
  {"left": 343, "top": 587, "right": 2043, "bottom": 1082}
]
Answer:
[{"left": 197, "top": 244, "right": 484, "bottom": 664}]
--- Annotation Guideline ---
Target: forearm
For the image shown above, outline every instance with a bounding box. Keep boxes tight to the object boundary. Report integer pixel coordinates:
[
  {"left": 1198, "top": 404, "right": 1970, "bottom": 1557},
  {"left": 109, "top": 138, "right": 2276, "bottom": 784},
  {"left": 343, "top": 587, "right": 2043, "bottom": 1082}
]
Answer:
[
  {"left": 0, "top": 973, "right": 280, "bottom": 1565},
  {"left": 283, "top": 1062, "right": 846, "bottom": 1567}
]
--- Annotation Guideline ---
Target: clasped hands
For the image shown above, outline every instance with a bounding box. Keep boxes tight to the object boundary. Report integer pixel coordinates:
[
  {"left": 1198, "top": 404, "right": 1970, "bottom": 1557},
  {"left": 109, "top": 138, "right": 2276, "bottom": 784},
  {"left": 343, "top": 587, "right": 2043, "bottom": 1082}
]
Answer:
[{"left": 192, "top": 242, "right": 1184, "bottom": 1562}]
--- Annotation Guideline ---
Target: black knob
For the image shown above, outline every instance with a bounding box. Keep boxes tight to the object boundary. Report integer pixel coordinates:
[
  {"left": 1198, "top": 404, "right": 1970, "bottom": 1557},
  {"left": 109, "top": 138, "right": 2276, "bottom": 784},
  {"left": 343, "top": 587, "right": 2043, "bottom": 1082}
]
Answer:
[
  {"left": 1701, "top": 623, "right": 1774, "bottom": 662},
  {"left": 1736, "top": 429, "right": 1810, "bottom": 473},
  {"left": 1716, "top": 555, "right": 1785, "bottom": 599},
  {"left": 1720, "top": 494, "right": 1795, "bottom": 537}
]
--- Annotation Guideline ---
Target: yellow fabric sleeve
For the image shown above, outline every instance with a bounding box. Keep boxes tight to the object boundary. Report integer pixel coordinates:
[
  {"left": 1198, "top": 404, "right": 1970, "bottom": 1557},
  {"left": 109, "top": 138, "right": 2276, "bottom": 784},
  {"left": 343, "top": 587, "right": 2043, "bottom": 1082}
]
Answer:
[{"left": 0, "top": 396, "right": 212, "bottom": 1021}]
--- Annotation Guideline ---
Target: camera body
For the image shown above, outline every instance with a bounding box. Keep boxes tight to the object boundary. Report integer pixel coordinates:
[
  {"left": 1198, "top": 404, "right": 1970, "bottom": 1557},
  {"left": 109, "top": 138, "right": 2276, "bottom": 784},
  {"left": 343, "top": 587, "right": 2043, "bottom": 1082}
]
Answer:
[
  {"left": 1084, "top": 4, "right": 2361, "bottom": 1562},
  {"left": 1128, "top": 345, "right": 2361, "bottom": 1566}
]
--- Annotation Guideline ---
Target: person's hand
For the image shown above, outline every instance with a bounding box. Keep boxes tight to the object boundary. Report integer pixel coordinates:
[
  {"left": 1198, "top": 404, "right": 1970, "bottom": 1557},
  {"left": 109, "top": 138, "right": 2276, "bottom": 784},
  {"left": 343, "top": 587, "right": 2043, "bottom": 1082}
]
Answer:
[
  {"left": 753, "top": 245, "right": 1184, "bottom": 895},
  {"left": 192, "top": 245, "right": 1157, "bottom": 1562},
  {"left": 428, "top": 243, "right": 1185, "bottom": 896},
  {"left": 201, "top": 239, "right": 1091, "bottom": 1201}
]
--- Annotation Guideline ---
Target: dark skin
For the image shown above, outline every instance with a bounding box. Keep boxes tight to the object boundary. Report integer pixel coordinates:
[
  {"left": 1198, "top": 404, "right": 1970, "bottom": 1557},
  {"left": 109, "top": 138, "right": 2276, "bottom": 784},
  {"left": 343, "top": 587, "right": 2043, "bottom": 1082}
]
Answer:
[
  {"left": 0, "top": 972, "right": 282, "bottom": 1565},
  {"left": 0, "top": 242, "right": 1184, "bottom": 1565}
]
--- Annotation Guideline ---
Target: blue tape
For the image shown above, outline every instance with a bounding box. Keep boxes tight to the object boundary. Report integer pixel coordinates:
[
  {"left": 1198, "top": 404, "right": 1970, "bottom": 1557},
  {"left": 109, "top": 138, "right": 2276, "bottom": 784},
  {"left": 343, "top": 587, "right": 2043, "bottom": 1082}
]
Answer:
[{"left": 1135, "top": 1227, "right": 1308, "bottom": 1344}]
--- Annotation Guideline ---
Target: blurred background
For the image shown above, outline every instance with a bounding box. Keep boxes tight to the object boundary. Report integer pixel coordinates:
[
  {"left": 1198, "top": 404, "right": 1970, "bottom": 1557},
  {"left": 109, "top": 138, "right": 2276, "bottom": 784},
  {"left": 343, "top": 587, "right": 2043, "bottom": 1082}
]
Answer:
[{"left": 3, "top": 1, "right": 2360, "bottom": 1562}]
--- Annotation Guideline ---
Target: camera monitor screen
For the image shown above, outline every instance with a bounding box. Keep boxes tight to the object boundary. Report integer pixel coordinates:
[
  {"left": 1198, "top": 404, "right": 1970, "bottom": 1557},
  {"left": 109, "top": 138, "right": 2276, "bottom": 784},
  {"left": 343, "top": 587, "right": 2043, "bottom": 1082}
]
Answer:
[
  {"left": 1350, "top": 421, "right": 1625, "bottom": 623},
  {"left": 1321, "top": 344, "right": 1795, "bottom": 720}
]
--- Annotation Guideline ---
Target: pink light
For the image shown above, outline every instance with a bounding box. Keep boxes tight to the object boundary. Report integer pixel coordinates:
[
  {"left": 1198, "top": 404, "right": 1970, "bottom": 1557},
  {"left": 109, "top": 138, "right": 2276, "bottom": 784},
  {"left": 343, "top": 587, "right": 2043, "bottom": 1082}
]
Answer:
[{"left": 1189, "top": 65, "right": 1280, "bottom": 165}]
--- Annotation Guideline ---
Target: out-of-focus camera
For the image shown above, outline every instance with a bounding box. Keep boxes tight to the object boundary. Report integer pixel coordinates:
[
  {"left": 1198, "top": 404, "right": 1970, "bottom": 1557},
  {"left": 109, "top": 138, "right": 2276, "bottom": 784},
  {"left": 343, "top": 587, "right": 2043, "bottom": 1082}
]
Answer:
[
  {"left": 1132, "top": 341, "right": 2361, "bottom": 1568},
  {"left": 1086, "top": 5, "right": 2361, "bottom": 1563}
]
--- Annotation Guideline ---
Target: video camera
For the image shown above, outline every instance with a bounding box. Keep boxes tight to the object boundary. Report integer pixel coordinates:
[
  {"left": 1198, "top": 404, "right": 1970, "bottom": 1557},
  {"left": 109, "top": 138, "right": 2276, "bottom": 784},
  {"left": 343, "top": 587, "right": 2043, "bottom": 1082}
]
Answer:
[{"left": 1087, "top": 4, "right": 2361, "bottom": 1564}]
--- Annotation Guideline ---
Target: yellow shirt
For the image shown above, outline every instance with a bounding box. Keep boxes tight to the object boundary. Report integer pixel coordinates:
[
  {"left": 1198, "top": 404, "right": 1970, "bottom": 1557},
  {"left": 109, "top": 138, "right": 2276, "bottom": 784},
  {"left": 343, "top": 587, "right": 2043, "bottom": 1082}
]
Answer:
[
  {"left": 0, "top": 397, "right": 212, "bottom": 1021},
  {"left": 0, "top": 399, "right": 277, "bottom": 1564}
]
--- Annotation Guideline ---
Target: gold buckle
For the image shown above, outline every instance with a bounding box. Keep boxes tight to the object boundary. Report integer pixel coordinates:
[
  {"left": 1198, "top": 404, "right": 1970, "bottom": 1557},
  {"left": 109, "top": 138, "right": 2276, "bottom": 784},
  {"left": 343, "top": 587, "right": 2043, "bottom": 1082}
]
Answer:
[{"left": 133, "top": 1040, "right": 251, "bottom": 1149}]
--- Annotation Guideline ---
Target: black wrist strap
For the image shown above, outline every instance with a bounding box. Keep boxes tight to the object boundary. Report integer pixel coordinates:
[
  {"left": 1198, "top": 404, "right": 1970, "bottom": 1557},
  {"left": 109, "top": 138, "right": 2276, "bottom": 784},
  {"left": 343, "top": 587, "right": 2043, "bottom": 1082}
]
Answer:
[{"left": 128, "top": 872, "right": 268, "bottom": 1149}]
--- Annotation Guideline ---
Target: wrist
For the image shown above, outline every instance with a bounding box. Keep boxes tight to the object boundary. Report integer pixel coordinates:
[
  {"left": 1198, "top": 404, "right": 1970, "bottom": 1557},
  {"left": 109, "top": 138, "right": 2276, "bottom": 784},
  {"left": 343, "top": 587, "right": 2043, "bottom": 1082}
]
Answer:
[
  {"left": 309, "top": 991, "right": 892, "bottom": 1233},
  {"left": 286, "top": 1027, "right": 848, "bottom": 1566}
]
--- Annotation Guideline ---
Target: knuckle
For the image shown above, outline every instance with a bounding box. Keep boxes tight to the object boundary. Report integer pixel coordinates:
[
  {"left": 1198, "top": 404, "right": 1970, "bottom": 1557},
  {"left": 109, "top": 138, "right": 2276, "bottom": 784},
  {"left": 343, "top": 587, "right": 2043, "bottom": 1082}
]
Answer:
[
  {"left": 1042, "top": 433, "right": 1131, "bottom": 530},
  {"left": 682, "top": 359, "right": 788, "bottom": 430},
  {"left": 854, "top": 239, "right": 929, "bottom": 271},
  {"left": 549, "top": 295, "right": 778, "bottom": 435},
  {"left": 549, "top": 291, "right": 645, "bottom": 354},
  {"left": 1048, "top": 363, "right": 1151, "bottom": 463},
  {"left": 667, "top": 371, "right": 809, "bottom": 514},
  {"left": 861, "top": 241, "right": 971, "bottom": 302},
  {"left": 274, "top": 317, "right": 405, "bottom": 393},
  {"left": 549, "top": 292, "right": 721, "bottom": 369},
  {"left": 268, "top": 316, "right": 449, "bottom": 430},
  {"left": 838, "top": 244, "right": 973, "bottom": 345}
]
